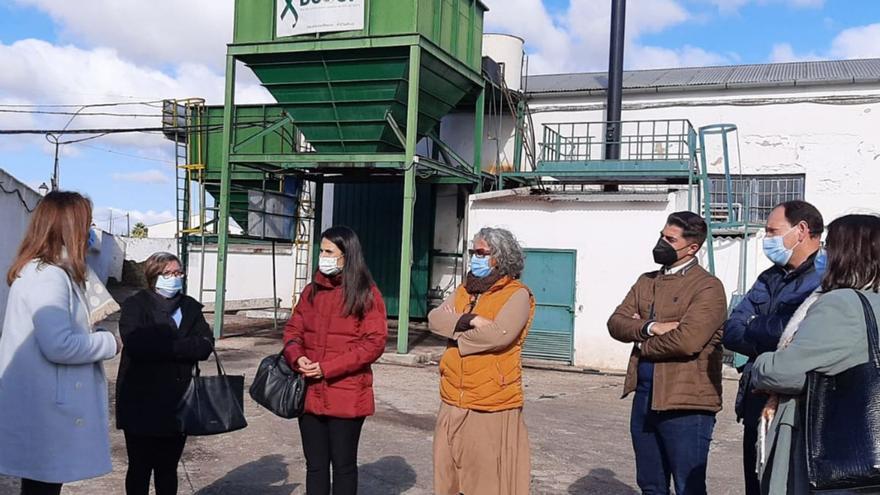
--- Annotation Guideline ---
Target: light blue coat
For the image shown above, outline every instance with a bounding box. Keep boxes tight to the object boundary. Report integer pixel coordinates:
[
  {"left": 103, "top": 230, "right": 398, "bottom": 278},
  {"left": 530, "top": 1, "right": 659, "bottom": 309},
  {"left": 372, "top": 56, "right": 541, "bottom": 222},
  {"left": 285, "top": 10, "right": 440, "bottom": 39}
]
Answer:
[{"left": 0, "top": 261, "right": 118, "bottom": 483}]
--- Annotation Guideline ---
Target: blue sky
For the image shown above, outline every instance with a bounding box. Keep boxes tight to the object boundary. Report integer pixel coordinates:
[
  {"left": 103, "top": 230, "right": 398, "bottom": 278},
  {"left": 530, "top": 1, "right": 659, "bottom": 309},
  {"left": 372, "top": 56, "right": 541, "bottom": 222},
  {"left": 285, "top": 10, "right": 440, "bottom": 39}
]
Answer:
[{"left": 1, "top": 0, "right": 879, "bottom": 231}]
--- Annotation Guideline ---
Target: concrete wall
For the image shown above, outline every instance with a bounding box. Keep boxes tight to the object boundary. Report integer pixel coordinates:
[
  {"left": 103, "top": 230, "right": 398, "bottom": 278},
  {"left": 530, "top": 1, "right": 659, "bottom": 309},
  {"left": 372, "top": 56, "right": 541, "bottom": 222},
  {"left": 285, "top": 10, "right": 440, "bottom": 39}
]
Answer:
[
  {"left": 86, "top": 229, "right": 126, "bottom": 285},
  {"left": 185, "top": 244, "right": 296, "bottom": 309},
  {"left": 122, "top": 237, "right": 177, "bottom": 262},
  {"left": 0, "top": 169, "right": 42, "bottom": 327}
]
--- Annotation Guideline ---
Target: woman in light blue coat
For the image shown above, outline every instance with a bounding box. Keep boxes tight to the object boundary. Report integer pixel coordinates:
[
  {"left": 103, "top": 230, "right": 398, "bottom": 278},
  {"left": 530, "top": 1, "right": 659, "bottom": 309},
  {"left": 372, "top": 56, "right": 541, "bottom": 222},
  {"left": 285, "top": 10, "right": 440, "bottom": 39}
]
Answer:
[
  {"left": 751, "top": 213, "right": 880, "bottom": 494},
  {"left": 0, "top": 191, "right": 120, "bottom": 495}
]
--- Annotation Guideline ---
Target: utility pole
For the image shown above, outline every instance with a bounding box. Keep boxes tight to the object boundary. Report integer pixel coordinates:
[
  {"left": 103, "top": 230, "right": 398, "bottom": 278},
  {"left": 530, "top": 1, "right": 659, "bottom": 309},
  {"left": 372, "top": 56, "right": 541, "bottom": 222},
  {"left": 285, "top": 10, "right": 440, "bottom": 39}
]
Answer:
[
  {"left": 109, "top": 213, "right": 114, "bottom": 235},
  {"left": 51, "top": 139, "right": 60, "bottom": 191},
  {"left": 127, "top": 213, "right": 131, "bottom": 236}
]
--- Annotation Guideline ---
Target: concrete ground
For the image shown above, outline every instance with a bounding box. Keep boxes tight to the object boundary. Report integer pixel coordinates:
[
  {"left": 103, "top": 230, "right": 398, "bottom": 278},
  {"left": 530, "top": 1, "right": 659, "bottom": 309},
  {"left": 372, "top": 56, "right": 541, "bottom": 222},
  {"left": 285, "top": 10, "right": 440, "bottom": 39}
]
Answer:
[{"left": 0, "top": 331, "right": 746, "bottom": 495}]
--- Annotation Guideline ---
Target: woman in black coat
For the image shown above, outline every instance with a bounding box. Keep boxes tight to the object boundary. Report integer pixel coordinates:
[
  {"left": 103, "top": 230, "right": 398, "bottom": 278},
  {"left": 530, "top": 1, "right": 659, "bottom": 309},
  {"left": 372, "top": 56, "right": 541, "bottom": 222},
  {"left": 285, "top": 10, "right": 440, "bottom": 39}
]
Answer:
[{"left": 116, "top": 252, "right": 214, "bottom": 495}]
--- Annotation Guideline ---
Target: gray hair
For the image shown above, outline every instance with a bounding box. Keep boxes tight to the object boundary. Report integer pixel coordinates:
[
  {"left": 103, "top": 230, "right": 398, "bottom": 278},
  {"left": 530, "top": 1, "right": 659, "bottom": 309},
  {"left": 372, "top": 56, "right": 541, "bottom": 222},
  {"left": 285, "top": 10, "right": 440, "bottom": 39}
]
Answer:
[{"left": 475, "top": 227, "right": 525, "bottom": 279}]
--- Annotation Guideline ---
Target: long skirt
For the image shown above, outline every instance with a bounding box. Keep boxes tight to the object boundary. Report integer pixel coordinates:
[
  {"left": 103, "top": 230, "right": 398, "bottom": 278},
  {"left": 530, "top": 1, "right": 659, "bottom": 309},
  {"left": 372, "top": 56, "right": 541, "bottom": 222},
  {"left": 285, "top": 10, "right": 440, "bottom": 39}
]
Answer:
[{"left": 433, "top": 402, "right": 530, "bottom": 495}]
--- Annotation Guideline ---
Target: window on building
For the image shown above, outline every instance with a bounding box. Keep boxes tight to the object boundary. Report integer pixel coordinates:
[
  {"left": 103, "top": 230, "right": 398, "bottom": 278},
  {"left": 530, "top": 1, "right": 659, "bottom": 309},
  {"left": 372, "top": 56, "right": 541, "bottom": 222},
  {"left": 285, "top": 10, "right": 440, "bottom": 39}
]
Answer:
[{"left": 708, "top": 174, "right": 806, "bottom": 224}]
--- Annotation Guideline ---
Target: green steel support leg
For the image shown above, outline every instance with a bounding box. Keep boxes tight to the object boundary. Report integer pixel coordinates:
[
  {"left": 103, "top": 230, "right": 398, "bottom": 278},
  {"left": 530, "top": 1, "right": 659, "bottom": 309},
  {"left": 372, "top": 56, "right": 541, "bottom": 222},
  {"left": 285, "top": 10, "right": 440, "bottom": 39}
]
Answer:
[
  {"left": 397, "top": 45, "right": 422, "bottom": 355},
  {"left": 213, "top": 55, "right": 236, "bottom": 339},
  {"left": 473, "top": 87, "right": 485, "bottom": 193},
  {"left": 311, "top": 181, "right": 324, "bottom": 271}
]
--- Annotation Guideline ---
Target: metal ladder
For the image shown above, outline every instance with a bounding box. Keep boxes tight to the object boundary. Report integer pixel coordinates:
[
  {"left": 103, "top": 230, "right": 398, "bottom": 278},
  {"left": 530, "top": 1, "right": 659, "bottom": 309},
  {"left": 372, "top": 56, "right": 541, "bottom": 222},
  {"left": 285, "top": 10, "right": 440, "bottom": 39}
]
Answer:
[
  {"left": 164, "top": 98, "right": 212, "bottom": 302},
  {"left": 292, "top": 180, "right": 315, "bottom": 306}
]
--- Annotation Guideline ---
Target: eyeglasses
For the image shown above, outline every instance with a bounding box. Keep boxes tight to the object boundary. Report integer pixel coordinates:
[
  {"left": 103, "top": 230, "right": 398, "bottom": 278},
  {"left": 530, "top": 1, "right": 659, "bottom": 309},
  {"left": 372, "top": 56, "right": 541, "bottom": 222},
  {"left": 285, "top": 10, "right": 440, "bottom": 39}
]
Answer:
[
  {"left": 161, "top": 271, "right": 185, "bottom": 278},
  {"left": 468, "top": 249, "right": 491, "bottom": 257}
]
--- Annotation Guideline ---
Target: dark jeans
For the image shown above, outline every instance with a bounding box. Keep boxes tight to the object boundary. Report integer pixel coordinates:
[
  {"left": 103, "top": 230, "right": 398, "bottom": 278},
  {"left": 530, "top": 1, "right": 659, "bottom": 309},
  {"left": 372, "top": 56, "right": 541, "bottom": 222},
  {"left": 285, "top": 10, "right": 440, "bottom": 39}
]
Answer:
[
  {"left": 631, "top": 387, "right": 716, "bottom": 495},
  {"left": 741, "top": 392, "right": 767, "bottom": 495},
  {"left": 299, "top": 414, "right": 365, "bottom": 495},
  {"left": 123, "top": 431, "right": 187, "bottom": 495},
  {"left": 20, "top": 480, "right": 62, "bottom": 495}
]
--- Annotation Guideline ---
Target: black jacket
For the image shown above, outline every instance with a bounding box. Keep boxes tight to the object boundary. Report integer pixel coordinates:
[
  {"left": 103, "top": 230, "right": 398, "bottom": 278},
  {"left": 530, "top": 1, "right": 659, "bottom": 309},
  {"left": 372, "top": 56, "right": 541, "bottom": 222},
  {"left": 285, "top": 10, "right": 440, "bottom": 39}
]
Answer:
[{"left": 115, "top": 290, "right": 214, "bottom": 435}]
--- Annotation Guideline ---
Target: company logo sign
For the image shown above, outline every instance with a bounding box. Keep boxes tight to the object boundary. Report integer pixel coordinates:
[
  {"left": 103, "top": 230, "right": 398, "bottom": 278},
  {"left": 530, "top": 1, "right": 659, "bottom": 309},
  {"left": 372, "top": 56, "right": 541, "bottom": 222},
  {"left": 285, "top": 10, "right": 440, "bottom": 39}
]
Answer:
[{"left": 277, "top": 0, "right": 365, "bottom": 37}]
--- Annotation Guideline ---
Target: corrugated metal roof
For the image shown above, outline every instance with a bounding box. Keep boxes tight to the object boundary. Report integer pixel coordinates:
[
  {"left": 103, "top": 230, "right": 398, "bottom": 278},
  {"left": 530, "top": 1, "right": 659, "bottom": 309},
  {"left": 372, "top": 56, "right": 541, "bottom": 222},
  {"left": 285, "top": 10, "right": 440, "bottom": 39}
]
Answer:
[{"left": 525, "top": 58, "right": 880, "bottom": 95}]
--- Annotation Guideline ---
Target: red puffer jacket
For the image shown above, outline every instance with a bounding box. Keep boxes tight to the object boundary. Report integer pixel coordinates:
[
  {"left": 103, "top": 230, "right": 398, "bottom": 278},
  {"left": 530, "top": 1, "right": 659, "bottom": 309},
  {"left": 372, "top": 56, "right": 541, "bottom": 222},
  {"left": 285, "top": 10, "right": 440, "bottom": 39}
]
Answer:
[{"left": 283, "top": 272, "right": 388, "bottom": 418}]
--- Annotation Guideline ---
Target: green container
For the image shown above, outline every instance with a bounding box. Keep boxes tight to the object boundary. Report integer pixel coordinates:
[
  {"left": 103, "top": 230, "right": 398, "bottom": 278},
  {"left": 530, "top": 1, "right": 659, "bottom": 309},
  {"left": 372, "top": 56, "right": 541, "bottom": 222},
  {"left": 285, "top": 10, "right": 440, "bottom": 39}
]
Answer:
[
  {"left": 231, "top": 0, "right": 486, "bottom": 154},
  {"left": 194, "top": 105, "right": 294, "bottom": 231},
  {"left": 233, "top": 0, "right": 486, "bottom": 71}
]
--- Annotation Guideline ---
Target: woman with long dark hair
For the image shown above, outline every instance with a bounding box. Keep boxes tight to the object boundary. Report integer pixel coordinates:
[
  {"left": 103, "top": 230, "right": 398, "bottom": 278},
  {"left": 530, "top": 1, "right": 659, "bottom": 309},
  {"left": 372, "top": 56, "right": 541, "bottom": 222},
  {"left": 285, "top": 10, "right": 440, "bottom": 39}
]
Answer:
[
  {"left": 115, "top": 252, "right": 214, "bottom": 495},
  {"left": 752, "top": 214, "right": 880, "bottom": 493},
  {"left": 0, "top": 191, "right": 120, "bottom": 495},
  {"left": 283, "top": 226, "right": 388, "bottom": 495}
]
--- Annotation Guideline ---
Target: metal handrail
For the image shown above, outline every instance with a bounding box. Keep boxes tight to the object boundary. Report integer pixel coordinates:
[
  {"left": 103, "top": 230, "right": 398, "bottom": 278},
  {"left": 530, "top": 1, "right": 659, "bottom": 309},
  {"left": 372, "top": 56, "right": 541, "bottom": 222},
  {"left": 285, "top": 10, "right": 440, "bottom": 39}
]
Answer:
[{"left": 538, "top": 119, "right": 695, "bottom": 162}]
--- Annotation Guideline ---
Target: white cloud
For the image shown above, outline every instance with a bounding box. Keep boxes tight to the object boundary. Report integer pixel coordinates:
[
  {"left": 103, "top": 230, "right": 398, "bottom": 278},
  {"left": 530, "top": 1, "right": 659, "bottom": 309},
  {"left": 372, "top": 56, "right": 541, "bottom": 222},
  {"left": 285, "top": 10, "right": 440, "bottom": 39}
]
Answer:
[
  {"left": 112, "top": 169, "right": 171, "bottom": 184},
  {"left": 92, "top": 206, "right": 174, "bottom": 233},
  {"left": 769, "top": 43, "right": 822, "bottom": 63},
  {"left": 830, "top": 23, "right": 880, "bottom": 59},
  {"left": 0, "top": 39, "right": 271, "bottom": 151},
  {"left": 485, "top": 0, "right": 731, "bottom": 74},
  {"left": 770, "top": 23, "right": 880, "bottom": 63},
  {"left": 708, "top": 0, "right": 824, "bottom": 14},
  {"left": 12, "top": 0, "right": 234, "bottom": 70}
]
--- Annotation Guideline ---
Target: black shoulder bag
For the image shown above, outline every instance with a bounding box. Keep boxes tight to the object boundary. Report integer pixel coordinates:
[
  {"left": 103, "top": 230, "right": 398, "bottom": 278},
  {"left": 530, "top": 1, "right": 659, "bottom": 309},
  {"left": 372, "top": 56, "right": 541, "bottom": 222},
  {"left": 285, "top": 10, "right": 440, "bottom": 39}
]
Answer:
[
  {"left": 176, "top": 348, "right": 248, "bottom": 436},
  {"left": 806, "top": 290, "right": 880, "bottom": 491},
  {"left": 248, "top": 342, "right": 307, "bottom": 419}
]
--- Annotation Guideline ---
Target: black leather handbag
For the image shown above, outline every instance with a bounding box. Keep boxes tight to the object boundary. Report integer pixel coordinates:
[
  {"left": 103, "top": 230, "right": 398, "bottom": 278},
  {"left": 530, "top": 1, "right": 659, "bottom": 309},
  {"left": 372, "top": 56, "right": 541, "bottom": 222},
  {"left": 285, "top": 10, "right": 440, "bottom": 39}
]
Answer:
[
  {"left": 249, "top": 344, "right": 307, "bottom": 419},
  {"left": 805, "top": 290, "right": 880, "bottom": 491},
  {"left": 176, "top": 349, "right": 248, "bottom": 436}
]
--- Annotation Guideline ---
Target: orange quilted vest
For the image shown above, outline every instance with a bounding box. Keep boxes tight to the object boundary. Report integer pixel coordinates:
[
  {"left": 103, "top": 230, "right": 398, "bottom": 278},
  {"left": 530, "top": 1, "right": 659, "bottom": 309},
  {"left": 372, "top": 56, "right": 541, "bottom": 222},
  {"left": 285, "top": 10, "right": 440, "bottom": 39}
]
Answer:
[{"left": 439, "top": 277, "right": 536, "bottom": 412}]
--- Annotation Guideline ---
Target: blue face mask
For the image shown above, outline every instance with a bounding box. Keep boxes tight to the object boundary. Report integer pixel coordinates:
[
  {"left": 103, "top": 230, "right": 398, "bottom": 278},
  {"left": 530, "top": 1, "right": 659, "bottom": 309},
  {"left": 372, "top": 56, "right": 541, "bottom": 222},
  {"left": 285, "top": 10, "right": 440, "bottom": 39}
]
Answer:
[
  {"left": 155, "top": 275, "right": 184, "bottom": 298},
  {"left": 470, "top": 255, "right": 493, "bottom": 278},
  {"left": 87, "top": 229, "right": 98, "bottom": 250},
  {"left": 814, "top": 249, "right": 827, "bottom": 276},
  {"left": 763, "top": 227, "right": 801, "bottom": 267}
]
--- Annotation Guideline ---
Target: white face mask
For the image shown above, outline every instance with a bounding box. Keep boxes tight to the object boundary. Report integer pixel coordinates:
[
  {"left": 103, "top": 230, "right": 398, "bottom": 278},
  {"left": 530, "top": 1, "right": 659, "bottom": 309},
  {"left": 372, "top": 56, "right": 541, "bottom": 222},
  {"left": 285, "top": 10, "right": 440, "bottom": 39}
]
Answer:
[
  {"left": 318, "top": 256, "right": 342, "bottom": 276},
  {"left": 155, "top": 275, "right": 183, "bottom": 297}
]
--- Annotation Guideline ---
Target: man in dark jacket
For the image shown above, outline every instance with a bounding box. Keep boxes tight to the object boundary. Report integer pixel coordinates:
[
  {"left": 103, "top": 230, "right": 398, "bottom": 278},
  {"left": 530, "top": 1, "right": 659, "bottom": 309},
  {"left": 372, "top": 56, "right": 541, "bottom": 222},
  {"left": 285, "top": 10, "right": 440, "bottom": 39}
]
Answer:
[
  {"left": 609, "top": 211, "right": 728, "bottom": 495},
  {"left": 722, "top": 200, "right": 824, "bottom": 495}
]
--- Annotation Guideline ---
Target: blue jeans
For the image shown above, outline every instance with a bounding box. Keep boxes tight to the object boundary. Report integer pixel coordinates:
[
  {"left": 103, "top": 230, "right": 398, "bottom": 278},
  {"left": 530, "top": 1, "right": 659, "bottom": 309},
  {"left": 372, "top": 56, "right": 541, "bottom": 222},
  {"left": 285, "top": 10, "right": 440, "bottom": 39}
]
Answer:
[{"left": 631, "top": 380, "right": 716, "bottom": 495}]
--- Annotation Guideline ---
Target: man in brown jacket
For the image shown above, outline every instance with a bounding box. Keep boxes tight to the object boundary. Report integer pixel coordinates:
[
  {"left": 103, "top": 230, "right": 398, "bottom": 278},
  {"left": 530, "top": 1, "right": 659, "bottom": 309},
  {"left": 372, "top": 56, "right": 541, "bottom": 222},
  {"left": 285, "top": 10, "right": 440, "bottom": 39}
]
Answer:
[{"left": 608, "top": 211, "right": 727, "bottom": 495}]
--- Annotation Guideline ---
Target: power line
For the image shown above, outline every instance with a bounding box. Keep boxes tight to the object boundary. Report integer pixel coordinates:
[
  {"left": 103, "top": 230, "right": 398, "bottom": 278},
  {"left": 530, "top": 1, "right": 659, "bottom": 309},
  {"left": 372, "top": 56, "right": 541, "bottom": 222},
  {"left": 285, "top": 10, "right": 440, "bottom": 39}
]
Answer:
[
  {"left": 0, "top": 108, "right": 161, "bottom": 118},
  {"left": 73, "top": 142, "right": 175, "bottom": 164},
  {"left": 0, "top": 100, "right": 165, "bottom": 109}
]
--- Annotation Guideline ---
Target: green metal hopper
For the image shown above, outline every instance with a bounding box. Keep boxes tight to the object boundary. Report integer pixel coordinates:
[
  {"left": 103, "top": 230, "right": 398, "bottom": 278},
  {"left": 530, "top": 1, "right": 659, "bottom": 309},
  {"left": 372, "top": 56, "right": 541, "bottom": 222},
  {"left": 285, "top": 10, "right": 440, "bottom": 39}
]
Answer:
[{"left": 233, "top": 0, "right": 486, "bottom": 153}]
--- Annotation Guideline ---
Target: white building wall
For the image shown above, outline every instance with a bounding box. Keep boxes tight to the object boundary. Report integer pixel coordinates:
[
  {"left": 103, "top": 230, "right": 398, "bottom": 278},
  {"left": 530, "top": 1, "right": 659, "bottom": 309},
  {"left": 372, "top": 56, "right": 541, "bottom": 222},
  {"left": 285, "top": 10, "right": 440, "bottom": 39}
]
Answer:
[
  {"left": 467, "top": 190, "right": 781, "bottom": 371},
  {"left": 0, "top": 170, "right": 42, "bottom": 327},
  {"left": 468, "top": 191, "right": 689, "bottom": 370},
  {"left": 526, "top": 84, "right": 880, "bottom": 221},
  {"left": 185, "top": 245, "right": 296, "bottom": 309}
]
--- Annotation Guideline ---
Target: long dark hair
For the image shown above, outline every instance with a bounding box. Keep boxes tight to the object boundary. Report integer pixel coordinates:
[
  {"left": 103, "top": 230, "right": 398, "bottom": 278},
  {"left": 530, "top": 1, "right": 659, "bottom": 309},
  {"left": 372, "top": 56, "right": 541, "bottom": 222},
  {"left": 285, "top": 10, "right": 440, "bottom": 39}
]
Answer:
[
  {"left": 312, "top": 226, "right": 375, "bottom": 319},
  {"left": 821, "top": 214, "right": 880, "bottom": 293}
]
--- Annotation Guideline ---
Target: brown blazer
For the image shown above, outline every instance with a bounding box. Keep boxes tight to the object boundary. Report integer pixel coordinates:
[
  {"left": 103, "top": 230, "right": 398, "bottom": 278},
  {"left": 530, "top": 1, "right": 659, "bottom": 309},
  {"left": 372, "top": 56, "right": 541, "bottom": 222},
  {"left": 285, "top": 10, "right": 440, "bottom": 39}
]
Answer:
[{"left": 608, "top": 262, "right": 727, "bottom": 412}]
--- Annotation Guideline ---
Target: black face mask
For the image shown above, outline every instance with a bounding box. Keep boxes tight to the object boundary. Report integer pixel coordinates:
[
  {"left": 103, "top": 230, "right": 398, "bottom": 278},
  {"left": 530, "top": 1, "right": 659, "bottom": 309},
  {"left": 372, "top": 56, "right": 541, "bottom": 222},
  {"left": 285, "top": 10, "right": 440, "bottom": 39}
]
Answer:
[{"left": 652, "top": 238, "right": 681, "bottom": 266}]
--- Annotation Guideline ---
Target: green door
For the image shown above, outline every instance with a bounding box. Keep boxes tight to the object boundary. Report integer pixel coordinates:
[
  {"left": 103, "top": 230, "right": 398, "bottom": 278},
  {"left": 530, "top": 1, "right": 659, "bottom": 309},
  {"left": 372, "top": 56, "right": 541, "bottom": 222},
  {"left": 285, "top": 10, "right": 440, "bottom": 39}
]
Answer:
[
  {"left": 332, "top": 183, "right": 432, "bottom": 318},
  {"left": 521, "top": 249, "right": 576, "bottom": 363}
]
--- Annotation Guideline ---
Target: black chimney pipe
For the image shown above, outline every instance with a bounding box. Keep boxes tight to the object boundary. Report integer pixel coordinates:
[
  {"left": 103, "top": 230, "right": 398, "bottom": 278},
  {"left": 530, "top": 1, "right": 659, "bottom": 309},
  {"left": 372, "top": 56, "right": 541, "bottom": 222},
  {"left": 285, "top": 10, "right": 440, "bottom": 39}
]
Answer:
[{"left": 604, "top": 0, "right": 626, "bottom": 160}]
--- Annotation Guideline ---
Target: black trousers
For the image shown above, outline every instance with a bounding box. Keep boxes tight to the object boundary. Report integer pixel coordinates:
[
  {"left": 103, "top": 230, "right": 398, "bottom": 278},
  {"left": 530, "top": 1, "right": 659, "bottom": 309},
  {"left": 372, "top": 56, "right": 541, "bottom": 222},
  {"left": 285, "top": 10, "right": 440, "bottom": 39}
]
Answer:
[
  {"left": 299, "top": 414, "right": 366, "bottom": 495},
  {"left": 20, "top": 479, "right": 62, "bottom": 495},
  {"left": 123, "top": 431, "right": 187, "bottom": 495}
]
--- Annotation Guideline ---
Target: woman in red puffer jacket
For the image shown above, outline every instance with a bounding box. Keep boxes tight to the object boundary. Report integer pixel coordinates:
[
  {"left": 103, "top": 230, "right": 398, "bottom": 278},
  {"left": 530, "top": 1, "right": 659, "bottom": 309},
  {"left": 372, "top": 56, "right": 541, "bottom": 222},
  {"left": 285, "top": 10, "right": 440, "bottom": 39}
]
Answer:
[{"left": 283, "top": 226, "right": 388, "bottom": 495}]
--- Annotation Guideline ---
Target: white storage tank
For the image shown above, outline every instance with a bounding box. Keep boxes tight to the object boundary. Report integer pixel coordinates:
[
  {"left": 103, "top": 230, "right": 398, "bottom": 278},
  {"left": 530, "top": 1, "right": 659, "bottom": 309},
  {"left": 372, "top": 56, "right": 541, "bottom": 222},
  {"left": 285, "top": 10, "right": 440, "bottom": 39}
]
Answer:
[{"left": 482, "top": 33, "right": 525, "bottom": 92}]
